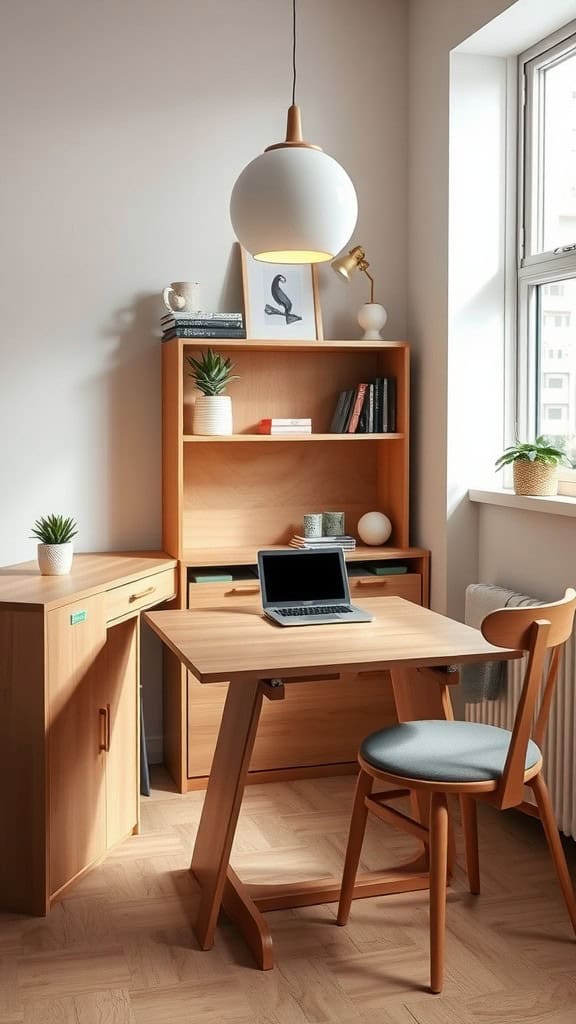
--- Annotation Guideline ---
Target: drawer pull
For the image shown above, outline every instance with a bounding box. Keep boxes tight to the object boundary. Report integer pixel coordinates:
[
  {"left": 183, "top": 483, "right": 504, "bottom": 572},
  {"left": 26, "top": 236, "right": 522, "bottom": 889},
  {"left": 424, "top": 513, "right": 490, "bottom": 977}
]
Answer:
[
  {"left": 355, "top": 577, "right": 393, "bottom": 586},
  {"left": 129, "top": 585, "right": 156, "bottom": 602},
  {"left": 98, "top": 705, "right": 111, "bottom": 752},
  {"left": 229, "top": 585, "right": 260, "bottom": 596}
]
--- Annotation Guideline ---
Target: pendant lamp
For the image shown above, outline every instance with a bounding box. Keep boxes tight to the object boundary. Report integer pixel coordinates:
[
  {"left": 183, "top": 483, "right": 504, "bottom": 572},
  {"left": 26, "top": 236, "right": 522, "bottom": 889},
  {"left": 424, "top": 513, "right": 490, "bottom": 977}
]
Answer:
[{"left": 230, "top": 0, "right": 358, "bottom": 264}]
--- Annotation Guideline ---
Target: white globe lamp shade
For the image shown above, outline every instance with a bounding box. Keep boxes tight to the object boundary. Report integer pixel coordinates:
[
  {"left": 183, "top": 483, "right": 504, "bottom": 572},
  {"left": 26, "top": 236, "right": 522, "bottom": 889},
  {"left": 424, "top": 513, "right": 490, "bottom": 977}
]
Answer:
[
  {"left": 357, "top": 511, "right": 392, "bottom": 546},
  {"left": 230, "top": 106, "right": 358, "bottom": 264}
]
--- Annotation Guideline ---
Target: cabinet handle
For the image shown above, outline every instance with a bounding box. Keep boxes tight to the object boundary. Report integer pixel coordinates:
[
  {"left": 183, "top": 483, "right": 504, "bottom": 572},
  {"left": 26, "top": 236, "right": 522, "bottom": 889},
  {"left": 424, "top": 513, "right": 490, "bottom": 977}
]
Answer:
[
  {"left": 228, "top": 585, "right": 260, "bottom": 596},
  {"left": 129, "top": 585, "right": 156, "bottom": 602},
  {"left": 354, "top": 577, "right": 392, "bottom": 586},
  {"left": 98, "top": 705, "right": 111, "bottom": 752}
]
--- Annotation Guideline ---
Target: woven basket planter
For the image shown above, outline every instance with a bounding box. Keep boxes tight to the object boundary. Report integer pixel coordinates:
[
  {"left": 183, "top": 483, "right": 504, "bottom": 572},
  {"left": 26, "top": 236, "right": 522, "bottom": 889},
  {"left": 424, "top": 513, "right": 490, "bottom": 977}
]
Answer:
[{"left": 513, "top": 458, "right": 558, "bottom": 496}]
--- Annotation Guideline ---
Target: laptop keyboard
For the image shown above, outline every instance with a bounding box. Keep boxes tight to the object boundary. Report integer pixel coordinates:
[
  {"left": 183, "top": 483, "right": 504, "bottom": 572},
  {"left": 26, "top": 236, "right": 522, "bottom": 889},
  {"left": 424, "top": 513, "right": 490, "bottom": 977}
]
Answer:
[{"left": 277, "top": 606, "right": 353, "bottom": 617}]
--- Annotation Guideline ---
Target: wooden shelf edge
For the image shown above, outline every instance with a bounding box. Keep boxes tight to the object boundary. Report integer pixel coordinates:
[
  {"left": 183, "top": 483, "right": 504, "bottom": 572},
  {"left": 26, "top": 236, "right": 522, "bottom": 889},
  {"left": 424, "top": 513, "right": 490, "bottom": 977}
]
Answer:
[
  {"left": 182, "top": 433, "right": 404, "bottom": 443},
  {"left": 179, "top": 546, "right": 429, "bottom": 567},
  {"left": 166, "top": 338, "right": 408, "bottom": 352}
]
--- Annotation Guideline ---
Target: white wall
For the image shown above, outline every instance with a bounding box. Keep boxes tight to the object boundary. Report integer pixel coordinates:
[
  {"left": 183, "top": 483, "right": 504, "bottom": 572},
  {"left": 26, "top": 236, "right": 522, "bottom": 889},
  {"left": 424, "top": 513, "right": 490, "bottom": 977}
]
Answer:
[{"left": 0, "top": 0, "right": 409, "bottom": 757}]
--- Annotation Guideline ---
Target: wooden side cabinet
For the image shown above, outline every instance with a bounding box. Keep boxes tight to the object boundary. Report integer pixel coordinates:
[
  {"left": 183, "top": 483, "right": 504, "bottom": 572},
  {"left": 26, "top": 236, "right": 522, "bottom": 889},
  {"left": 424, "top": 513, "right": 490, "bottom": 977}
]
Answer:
[{"left": 0, "top": 552, "right": 176, "bottom": 915}]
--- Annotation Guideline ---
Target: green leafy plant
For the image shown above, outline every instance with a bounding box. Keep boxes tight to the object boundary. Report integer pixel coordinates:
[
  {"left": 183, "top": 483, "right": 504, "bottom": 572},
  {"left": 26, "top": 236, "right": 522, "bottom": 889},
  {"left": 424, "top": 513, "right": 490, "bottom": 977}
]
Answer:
[
  {"left": 495, "top": 435, "right": 570, "bottom": 470},
  {"left": 186, "top": 349, "right": 239, "bottom": 396},
  {"left": 30, "top": 514, "right": 78, "bottom": 545}
]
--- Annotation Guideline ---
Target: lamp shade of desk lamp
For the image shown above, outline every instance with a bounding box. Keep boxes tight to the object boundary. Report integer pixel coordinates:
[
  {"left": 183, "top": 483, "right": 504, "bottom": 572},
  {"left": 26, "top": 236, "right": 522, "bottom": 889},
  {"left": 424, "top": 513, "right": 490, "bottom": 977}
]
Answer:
[
  {"left": 332, "top": 245, "right": 388, "bottom": 339},
  {"left": 229, "top": 0, "right": 358, "bottom": 264}
]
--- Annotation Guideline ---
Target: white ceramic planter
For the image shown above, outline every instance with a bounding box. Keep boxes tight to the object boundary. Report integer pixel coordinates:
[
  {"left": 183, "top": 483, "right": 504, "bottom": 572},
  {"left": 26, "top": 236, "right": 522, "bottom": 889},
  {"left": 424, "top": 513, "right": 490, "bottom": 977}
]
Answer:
[
  {"left": 37, "top": 542, "right": 74, "bottom": 575},
  {"left": 193, "top": 395, "right": 233, "bottom": 435}
]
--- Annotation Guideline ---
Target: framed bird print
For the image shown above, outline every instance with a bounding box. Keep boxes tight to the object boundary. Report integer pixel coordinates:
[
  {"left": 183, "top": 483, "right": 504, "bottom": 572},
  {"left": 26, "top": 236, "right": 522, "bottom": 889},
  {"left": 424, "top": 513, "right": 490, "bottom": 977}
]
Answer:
[{"left": 240, "top": 248, "right": 323, "bottom": 340}]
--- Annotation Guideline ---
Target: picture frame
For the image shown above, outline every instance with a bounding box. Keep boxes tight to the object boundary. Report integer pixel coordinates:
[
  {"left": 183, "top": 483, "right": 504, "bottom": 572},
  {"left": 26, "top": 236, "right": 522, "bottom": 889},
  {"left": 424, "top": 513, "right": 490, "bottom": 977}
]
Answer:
[{"left": 240, "top": 248, "right": 323, "bottom": 340}]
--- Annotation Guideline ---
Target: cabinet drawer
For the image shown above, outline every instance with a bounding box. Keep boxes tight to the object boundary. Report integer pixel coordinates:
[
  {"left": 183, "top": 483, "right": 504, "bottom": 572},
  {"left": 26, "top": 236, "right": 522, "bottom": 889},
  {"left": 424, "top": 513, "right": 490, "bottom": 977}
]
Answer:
[
  {"left": 188, "top": 580, "right": 261, "bottom": 609},
  {"left": 349, "top": 573, "right": 421, "bottom": 604},
  {"left": 106, "top": 568, "right": 177, "bottom": 623}
]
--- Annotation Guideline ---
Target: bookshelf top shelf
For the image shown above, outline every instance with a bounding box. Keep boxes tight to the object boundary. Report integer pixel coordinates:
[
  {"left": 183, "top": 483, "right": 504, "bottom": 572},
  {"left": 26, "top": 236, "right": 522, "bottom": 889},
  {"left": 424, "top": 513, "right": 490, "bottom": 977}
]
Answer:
[{"left": 168, "top": 338, "right": 408, "bottom": 353}]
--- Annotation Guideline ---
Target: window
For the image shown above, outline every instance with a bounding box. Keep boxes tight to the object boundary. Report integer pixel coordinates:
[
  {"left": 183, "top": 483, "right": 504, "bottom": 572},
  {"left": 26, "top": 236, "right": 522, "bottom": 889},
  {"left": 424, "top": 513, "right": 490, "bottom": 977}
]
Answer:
[
  {"left": 544, "top": 374, "right": 568, "bottom": 388},
  {"left": 518, "top": 23, "right": 576, "bottom": 464}
]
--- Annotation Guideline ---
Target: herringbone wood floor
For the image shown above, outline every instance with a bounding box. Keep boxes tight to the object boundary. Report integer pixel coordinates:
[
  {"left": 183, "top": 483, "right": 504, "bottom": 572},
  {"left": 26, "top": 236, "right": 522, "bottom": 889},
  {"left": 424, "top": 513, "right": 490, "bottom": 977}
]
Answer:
[{"left": 1, "top": 770, "right": 576, "bottom": 1023}]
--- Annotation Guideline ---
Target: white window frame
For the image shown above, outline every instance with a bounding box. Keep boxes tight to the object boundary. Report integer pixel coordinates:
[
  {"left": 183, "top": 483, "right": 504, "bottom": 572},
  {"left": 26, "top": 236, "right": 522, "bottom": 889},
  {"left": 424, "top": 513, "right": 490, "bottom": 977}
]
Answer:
[{"left": 516, "top": 21, "right": 576, "bottom": 450}]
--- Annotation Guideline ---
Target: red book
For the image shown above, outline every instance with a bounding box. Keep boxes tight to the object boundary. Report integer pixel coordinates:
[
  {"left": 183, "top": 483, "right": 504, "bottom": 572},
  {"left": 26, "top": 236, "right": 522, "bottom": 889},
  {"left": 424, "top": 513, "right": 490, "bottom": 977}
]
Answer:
[{"left": 347, "top": 384, "right": 368, "bottom": 433}]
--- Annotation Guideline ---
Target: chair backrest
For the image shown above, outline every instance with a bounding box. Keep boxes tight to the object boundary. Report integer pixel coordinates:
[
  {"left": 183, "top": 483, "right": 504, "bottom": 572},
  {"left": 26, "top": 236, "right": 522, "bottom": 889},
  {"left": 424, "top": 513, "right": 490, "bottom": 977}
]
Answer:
[{"left": 481, "top": 588, "right": 576, "bottom": 809}]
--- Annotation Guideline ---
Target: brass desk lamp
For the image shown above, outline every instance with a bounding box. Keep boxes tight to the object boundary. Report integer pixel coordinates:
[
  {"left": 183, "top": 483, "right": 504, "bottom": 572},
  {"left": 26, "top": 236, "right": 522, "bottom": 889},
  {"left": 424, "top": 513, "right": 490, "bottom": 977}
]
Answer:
[{"left": 331, "top": 245, "right": 388, "bottom": 339}]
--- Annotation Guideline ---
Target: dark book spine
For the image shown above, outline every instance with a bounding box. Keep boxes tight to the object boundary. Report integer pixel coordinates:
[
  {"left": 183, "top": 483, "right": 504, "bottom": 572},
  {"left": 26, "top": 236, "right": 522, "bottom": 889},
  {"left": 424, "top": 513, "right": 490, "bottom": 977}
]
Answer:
[
  {"left": 382, "top": 378, "right": 389, "bottom": 433},
  {"left": 162, "top": 327, "right": 246, "bottom": 339},
  {"left": 347, "top": 384, "right": 367, "bottom": 433},
  {"left": 374, "top": 378, "right": 383, "bottom": 432},
  {"left": 161, "top": 319, "right": 244, "bottom": 330},
  {"left": 387, "top": 377, "right": 396, "bottom": 432}
]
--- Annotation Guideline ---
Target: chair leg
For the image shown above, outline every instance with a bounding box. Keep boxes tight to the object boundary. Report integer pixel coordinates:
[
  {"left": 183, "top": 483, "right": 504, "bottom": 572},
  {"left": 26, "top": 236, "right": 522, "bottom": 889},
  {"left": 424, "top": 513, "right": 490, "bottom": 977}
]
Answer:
[
  {"left": 530, "top": 773, "right": 576, "bottom": 935},
  {"left": 337, "top": 769, "right": 373, "bottom": 926},
  {"left": 460, "top": 795, "right": 480, "bottom": 895},
  {"left": 429, "top": 792, "right": 449, "bottom": 994}
]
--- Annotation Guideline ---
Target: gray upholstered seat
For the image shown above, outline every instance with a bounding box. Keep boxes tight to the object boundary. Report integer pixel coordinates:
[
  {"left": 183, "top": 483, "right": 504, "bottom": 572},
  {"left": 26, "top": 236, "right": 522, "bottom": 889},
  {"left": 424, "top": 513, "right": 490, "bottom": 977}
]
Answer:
[{"left": 360, "top": 720, "right": 541, "bottom": 783}]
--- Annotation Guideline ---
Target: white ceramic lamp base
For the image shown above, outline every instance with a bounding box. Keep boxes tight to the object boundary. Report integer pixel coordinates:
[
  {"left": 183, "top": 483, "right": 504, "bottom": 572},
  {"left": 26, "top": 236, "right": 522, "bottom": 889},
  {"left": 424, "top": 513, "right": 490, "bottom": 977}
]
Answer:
[{"left": 358, "top": 302, "right": 387, "bottom": 340}]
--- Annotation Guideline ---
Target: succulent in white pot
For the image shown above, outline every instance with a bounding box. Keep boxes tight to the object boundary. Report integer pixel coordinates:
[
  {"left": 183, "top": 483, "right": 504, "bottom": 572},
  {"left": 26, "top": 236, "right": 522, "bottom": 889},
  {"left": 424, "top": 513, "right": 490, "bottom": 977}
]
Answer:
[
  {"left": 186, "top": 349, "right": 239, "bottom": 436},
  {"left": 30, "top": 514, "right": 78, "bottom": 575}
]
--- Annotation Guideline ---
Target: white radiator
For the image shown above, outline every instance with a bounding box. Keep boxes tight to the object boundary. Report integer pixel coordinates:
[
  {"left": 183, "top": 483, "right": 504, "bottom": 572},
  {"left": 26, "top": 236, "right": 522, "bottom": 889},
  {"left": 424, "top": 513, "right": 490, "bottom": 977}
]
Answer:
[{"left": 466, "top": 636, "right": 576, "bottom": 839}]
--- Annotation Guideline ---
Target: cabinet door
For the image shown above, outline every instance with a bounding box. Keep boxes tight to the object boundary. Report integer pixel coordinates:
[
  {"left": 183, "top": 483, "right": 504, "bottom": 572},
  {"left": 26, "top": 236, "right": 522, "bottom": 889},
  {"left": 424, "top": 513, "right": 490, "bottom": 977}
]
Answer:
[
  {"left": 102, "top": 616, "right": 139, "bottom": 848},
  {"left": 47, "top": 594, "right": 107, "bottom": 897}
]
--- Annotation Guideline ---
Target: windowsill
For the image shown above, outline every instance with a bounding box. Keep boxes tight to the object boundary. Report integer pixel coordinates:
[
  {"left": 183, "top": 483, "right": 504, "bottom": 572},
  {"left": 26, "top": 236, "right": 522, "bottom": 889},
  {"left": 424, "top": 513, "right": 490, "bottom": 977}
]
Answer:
[{"left": 469, "top": 488, "right": 576, "bottom": 518}]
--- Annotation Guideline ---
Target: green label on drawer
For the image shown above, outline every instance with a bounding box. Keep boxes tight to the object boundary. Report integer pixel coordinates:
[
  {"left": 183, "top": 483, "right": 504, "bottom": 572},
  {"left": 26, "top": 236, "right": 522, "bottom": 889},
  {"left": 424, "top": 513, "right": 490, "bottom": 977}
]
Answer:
[{"left": 70, "top": 610, "right": 87, "bottom": 625}]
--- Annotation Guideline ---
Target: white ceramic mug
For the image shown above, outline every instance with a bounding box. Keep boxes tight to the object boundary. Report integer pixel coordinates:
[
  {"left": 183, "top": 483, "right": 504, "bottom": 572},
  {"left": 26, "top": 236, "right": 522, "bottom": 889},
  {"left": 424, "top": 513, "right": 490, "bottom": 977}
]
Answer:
[{"left": 162, "top": 281, "right": 201, "bottom": 313}]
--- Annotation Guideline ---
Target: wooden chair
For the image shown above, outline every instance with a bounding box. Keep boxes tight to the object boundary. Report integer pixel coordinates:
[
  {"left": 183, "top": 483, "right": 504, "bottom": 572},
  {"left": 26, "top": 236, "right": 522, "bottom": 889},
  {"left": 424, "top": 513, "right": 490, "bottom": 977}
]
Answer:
[{"left": 337, "top": 588, "right": 576, "bottom": 993}]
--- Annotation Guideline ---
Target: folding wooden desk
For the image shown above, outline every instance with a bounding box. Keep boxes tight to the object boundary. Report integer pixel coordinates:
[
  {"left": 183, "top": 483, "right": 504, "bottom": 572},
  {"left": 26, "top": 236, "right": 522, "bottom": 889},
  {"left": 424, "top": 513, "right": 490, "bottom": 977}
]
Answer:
[{"left": 144, "top": 596, "right": 517, "bottom": 969}]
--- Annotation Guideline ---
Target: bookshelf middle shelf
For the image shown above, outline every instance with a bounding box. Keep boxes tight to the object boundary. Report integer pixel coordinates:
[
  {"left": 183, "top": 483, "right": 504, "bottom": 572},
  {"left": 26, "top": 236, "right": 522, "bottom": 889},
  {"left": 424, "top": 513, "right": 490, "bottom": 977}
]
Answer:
[{"left": 182, "top": 433, "right": 404, "bottom": 442}]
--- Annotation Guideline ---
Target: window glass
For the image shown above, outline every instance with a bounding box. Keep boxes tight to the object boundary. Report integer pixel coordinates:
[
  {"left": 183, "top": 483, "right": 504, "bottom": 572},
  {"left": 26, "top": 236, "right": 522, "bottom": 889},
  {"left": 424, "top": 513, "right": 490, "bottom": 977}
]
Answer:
[
  {"left": 536, "top": 278, "right": 576, "bottom": 457},
  {"left": 542, "top": 52, "right": 576, "bottom": 252}
]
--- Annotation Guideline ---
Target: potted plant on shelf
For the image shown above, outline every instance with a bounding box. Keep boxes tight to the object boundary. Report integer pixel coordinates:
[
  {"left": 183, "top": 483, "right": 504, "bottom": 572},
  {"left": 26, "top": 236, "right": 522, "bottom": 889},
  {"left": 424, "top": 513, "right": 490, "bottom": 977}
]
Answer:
[
  {"left": 495, "top": 435, "right": 570, "bottom": 496},
  {"left": 186, "top": 348, "right": 239, "bottom": 436},
  {"left": 30, "top": 514, "right": 78, "bottom": 575}
]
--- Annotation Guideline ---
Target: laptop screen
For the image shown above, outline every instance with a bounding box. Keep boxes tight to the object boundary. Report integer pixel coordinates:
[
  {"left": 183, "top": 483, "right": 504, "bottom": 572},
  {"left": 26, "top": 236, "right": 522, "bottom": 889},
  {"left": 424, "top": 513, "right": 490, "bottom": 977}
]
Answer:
[{"left": 258, "top": 549, "right": 349, "bottom": 604}]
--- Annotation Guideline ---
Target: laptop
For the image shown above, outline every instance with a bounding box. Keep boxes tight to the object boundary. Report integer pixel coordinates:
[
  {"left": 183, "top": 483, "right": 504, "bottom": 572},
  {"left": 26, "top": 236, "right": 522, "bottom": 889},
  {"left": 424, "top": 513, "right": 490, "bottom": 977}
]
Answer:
[{"left": 257, "top": 548, "right": 374, "bottom": 626}]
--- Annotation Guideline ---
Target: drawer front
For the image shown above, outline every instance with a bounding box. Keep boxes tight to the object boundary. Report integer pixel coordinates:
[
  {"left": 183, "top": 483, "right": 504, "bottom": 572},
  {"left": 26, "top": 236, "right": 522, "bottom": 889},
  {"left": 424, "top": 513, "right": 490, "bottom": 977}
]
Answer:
[
  {"left": 349, "top": 573, "right": 421, "bottom": 604},
  {"left": 188, "top": 580, "right": 261, "bottom": 609},
  {"left": 187, "top": 669, "right": 396, "bottom": 778},
  {"left": 106, "top": 568, "right": 177, "bottom": 622}
]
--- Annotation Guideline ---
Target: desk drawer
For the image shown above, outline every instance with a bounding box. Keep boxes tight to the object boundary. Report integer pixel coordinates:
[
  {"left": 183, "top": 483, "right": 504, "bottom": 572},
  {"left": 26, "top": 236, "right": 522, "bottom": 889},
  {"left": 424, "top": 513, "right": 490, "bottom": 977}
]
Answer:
[
  {"left": 106, "top": 568, "right": 177, "bottom": 622},
  {"left": 188, "top": 580, "right": 261, "bottom": 609},
  {"left": 349, "top": 573, "right": 421, "bottom": 604}
]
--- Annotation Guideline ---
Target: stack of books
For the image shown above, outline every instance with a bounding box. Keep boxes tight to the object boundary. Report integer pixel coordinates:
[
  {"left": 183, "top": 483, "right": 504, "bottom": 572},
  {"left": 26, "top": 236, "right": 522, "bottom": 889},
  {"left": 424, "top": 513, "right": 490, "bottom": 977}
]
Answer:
[
  {"left": 330, "top": 377, "right": 396, "bottom": 433},
  {"left": 161, "top": 311, "right": 245, "bottom": 341},
  {"left": 289, "top": 534, "right": 356, "bottom": 550},
  {"left": 259, "top": 418, "right": 312, "bottom": 435}
]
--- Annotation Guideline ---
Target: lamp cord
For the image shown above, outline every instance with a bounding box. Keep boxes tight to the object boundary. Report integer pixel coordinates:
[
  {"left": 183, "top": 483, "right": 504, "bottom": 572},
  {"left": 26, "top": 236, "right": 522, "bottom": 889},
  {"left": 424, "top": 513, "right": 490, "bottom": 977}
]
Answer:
[{"left": 292, "top": 0, "right": 297, "bottom": 106}]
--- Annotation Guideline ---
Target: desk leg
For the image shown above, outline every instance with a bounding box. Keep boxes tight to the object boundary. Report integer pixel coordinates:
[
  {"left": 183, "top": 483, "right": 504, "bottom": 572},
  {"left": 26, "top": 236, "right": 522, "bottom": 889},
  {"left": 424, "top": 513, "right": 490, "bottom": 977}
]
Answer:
[
  {"left": 190, "top": 679, "right": 263, "bottom": 952},
  {"left": 390, "top": 667, "right": 456, "bottom": 870}
]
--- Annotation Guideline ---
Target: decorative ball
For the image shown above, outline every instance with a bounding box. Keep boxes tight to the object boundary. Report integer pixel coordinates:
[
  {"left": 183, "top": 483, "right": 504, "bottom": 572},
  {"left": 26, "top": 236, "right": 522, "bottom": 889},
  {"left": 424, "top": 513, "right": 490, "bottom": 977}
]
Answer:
[{"left": 357, "top": 511, "right": 392, "bottom": 546}]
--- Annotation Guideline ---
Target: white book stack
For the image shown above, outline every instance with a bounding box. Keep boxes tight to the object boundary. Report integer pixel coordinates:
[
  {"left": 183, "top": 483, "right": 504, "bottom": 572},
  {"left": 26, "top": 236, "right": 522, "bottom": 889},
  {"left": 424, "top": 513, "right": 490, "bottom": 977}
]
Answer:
[
  {"left": 289, "top": 535, "right": 356, "bottom": 550},
  {"left": 259, "top": 418, "right": 312, "bottom": 435}
]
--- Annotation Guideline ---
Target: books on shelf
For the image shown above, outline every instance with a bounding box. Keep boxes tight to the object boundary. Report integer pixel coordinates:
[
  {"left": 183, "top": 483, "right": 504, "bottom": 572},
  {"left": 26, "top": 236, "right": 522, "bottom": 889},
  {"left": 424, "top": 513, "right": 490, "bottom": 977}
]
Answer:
[
  {"left": 161, "top": 310, "right": 243, "bottom": 323},
  {"left": 259, "top": 418, "right": 312, "bottom": 434},
  {"left": 162, "top": 326, "right": 246, "bottom": 340},
  {"left": 330, "top": 376, "right": 396, "bottom": 433},
  {"left": 161, "top": 310, "right": 245, "bottom": 341},
  {"left": 289, "top": 534, "right": 357, "bottom": 550}
]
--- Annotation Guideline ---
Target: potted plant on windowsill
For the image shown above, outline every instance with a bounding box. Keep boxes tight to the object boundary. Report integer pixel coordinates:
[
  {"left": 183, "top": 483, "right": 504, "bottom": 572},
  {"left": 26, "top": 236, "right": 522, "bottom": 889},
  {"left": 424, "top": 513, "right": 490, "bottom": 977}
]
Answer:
[
  {"left": 30, "top": 514, "right": 78, "bottom": 575},
  {"left": 495, "top": 436, "right": 570, "bottom": 496},
  {"left": 186, "top": 349, "right": 240, "bottom": 435}
]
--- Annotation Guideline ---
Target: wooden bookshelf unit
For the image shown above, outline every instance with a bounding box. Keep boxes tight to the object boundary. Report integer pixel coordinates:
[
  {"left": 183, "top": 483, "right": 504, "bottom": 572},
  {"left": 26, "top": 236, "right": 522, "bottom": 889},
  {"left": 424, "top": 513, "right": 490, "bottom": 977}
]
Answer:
[{"left": 161, "top": 337, "right": 429, "bottom": 792}]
